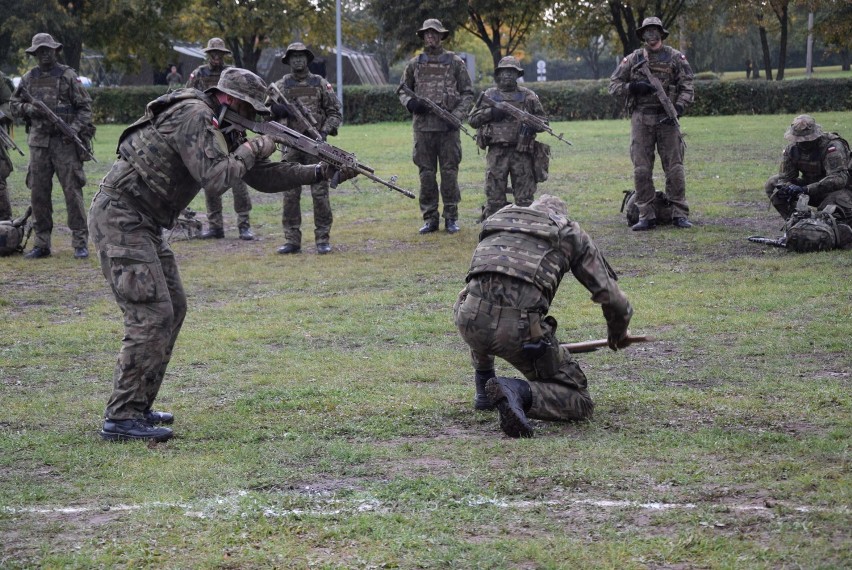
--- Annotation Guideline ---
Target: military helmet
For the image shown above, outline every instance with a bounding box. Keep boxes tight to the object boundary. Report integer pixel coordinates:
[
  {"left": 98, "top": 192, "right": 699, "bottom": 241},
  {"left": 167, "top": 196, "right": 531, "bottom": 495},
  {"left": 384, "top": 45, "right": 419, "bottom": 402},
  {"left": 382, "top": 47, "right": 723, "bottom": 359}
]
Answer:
[
  {"left": 496, "top": 56, "right": 524, "bottom": 77},
  {"left": 281, "top": 42, "right": 315, "bottom": 65},
  {"left": 784, "top": 114, "right": 824, "bottom": 143},
  {"left": 531, "top": 194, "right": 569, "bottom": 224},
  {"left": 417, "top": 18, "right": 449, "bottom": 39},
  {"left": 203, "top": 37, "right": 232, "bottom": 55},
  {"left": 25, "top": 33, "right": 62, "bottom": 54},
  {"left": 209, "top": 68, "right": 270, "bottom": 115},
  {"left": 636, "top": 17, "right": 669, "bottom": 40}
]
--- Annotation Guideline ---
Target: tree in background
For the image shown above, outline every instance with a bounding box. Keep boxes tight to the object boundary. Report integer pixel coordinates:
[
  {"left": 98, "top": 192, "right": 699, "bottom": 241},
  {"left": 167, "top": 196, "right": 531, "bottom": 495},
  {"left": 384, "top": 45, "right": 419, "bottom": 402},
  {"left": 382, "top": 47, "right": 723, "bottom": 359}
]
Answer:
[
  {"left": 461, "top": 0, "right": 551, "bottom": 68},
  {"left": 606, "top": 0, "right": 691, "bottom": 56},
  {"left": 543, "top": 2, "right": 615, "bottom": 79},
  {"left": 813, "top": 0, "right": 852, "bottom": 71}
]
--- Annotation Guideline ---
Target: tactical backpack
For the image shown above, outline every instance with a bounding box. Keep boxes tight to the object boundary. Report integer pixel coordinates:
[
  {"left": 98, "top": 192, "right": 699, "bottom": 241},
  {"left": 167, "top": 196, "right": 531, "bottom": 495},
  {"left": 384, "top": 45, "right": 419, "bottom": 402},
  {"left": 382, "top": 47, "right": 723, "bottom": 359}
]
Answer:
[
  {"left": 621, "top": 190, "right": 673, "bottom": 226},
  {"left": 0, "top": 206, "right": 32, "bottom": 256},
  {"left": 784, "top": 205, "right": 845, "bottom": 253}
]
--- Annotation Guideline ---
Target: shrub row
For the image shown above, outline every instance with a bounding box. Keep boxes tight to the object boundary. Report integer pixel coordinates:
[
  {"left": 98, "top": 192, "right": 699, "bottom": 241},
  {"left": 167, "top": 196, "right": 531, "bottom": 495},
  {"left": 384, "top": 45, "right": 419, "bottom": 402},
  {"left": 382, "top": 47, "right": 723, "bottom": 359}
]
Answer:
[{"left": 90, "top": 77, "right": 852, "bottom": 125}]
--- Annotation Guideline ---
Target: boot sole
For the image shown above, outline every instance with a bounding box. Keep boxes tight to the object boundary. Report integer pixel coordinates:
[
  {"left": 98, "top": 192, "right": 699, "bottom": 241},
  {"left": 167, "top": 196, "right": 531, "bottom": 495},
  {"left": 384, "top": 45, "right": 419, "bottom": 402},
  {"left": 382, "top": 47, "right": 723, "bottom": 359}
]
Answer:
[
  {"left": 485, "top": 382, "right": 533, "bottom": 438},
  {"left": 100, "top": 430, "right": 173, "bottom": 442}
]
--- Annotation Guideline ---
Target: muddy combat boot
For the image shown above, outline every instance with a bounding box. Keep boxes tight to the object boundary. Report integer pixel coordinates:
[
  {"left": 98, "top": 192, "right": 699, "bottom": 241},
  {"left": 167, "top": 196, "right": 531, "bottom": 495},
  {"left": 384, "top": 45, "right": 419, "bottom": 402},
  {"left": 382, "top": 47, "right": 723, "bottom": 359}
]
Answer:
[
  {"left": 485, "top": 376, "right": 533, "bottom": 438},
  {"left": 100, "top": 419, "right": 173, "bottom": 442},
  {"left": 474, "top": 369, "right": 496, "bottom": 411}
]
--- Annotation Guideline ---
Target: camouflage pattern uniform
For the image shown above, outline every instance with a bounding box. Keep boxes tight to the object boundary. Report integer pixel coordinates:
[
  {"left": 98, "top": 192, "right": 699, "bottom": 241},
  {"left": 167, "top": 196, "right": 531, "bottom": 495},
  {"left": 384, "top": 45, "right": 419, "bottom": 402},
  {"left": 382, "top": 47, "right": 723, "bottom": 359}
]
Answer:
[
  {"left": 10, "top": 34, "right": 92, "bottom": 251},
  {"left": 765, "top": 115, "right": 852, "bottom": 224},
  {"left": 398, "top": 19, "right": 473, "bottom": 230},
  {"left": 454, "top": 195, "right": 632, "bottom": 422},
  {"left": 88, "top": 72, "right": 323, "bottom": 422},
  {"left": 469, "top": 57, "right": 547, "bottom": 219},
  {"left": 0, "top": 71, "right": 14, "bottom": 221},
  {"left": 271, "top": 43, "right": 342, "bottom": 249},
  {"left": 609, "top": 18, "right": 694, "bottom": 226},
  {"left": 186, "top": 38, "right": 252, "bottom": 236}
]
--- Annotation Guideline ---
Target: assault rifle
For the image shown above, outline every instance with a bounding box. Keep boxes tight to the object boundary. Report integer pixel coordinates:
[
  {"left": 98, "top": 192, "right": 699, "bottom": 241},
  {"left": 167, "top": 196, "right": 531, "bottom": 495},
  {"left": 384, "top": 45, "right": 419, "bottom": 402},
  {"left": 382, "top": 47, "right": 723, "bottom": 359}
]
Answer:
[
  {"left": 0, "top": 111, "right": 24, "bottom": 156},
  {"left": 19, "top": 87, "right": 97, "bottom": 162},
  {"left": 223, "top": 109, "right": 416, "bottom": 199},
  {"left": 398, "top": 84, "right": 476, "bottom": 142},
  {"left": 632, "top": 57, "right": 680, "bottom": 129},
  {"left": 268, "top": 84, "right": 323, "bottom": 141},
  {"left": 747, "top": 235, "right": 787, "bottom": 248},
  {"left": 560, "top": 334, "right": 653, "bottom": 353},
  {"left": 478, "top": 92, "right": 572, "bottom": 146}
]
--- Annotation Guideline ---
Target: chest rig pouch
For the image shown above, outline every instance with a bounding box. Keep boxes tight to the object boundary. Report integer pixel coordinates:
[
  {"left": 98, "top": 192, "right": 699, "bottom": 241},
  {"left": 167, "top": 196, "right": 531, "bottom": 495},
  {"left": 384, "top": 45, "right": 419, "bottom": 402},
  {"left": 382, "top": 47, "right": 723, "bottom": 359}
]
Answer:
[{"left": 414, "top": 53, "right": 458, "bottom": 109}]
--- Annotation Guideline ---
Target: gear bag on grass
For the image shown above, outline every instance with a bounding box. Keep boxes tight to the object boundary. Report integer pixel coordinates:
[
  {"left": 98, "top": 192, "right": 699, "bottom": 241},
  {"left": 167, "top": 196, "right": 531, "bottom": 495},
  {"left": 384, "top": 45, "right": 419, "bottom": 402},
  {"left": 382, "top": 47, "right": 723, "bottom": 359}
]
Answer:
[
  {"left": 621, "top": 190, "right": 673, "bottom": 226},
  {"left": 0, "top": 206, "right": 32, "bottom": 256},
  {"left": 784, "top": 205, "right": 839, "bottom": 253}
]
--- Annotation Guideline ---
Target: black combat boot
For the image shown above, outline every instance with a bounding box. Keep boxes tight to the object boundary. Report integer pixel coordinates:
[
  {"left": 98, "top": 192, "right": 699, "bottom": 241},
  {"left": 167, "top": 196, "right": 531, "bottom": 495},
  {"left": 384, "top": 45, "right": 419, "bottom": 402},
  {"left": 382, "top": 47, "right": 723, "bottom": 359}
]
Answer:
[
  {"left": 277, "top": 243, "right": 301, "bottom": 254},
  {"left": 474, "top": 369, "right": 496, "bottom": 411},
  {"left": 446, "top": 219, "right": 460, "bottom": 234},
  {"left": 238, "top": 225, "right": 255, "bottom": 240},
  {"left": 631, "top": 219, "right": 657, "bottom": 231},
  {"left": 24, "top": 247, "right": 51, "bottom": 259},
  {"left": 485, "top": 377, "right": 533, "bottom": 438},
  {"left": 418, "top": 221, "right": 438, "bottom": 234},
  {"left": 100, "top": 419, "right": 173, "bottom": 442},
  {"left": 143, "top": 409, "right": 174, "bottom": 425},
  {"left": 672, "top": 217, "right": 693, "bottom": 228},
  {"left": 200, "top": 227, "right": 225, "bottom": 239}
]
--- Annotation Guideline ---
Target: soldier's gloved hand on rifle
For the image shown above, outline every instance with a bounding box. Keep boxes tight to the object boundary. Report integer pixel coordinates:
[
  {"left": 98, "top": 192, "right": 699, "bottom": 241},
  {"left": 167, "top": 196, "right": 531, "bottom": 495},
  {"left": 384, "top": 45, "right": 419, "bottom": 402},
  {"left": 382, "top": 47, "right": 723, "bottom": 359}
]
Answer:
[
  {"left": 23, "top": 103, "right": 47, "bottom": 119},
  {"left": 406, "top": 99, "right": 430, "bottom": 115},
  {"left": 675, "top": 103, "right": 684, "bottom": 118},
  {"left": 245, "top": 135, "right": 277, "bottom": 160},
  {"left": 628, "top": 80, "right": 655, "bottom": 96},
  {"left": 317, "top": 162, "right": 358, "bottom": 184},
  {"left": 269, "top": 103, "right": 290, "bottom": 121},
  {"left": 489, "top": 106, "right": 508, "bottom": 122},
  {"left": 786, "top": 184, "right": 807, "bottom": 199},
  {"left": 604, "top": 304, "right": 633, "bottom": 351}
]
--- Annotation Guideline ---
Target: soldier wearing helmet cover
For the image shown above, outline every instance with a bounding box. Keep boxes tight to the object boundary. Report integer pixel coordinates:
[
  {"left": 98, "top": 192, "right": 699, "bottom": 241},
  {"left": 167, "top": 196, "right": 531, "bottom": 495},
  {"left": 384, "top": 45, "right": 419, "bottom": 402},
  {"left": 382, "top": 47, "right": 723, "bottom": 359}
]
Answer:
[
  {"left": 398, "top": 18, "right": 474, "bottom": 235},
  {"left": 269, "top": 42, "right": 342, "bottom": 255},
  {"left": 765, "top": 114, "right": 852, "bottom": 224},
  {"left": 89, "top": 68, "right": 359, "bottom": 443},
  {"left": 609, "top": 17, "right": 694, "bottom": 231},
  {"left": 186, "top": 38, "right": 255, "bottom": 240},
  {"left": 10, "top": 33, "right": 94, "bottom": 259},
  {"left": 469, "top": 56, "right": 547, "bottom": 220}
]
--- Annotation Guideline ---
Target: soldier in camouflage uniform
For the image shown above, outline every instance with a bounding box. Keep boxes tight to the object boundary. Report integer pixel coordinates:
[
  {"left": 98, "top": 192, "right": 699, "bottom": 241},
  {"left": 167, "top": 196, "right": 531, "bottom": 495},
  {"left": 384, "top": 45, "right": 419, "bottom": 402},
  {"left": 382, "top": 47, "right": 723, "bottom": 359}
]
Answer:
[
  {"left": 454, "top": 195, "right": 633, "bottom": 438},
  {"left": 469, "top": 56, "right": 547, "bottom": 220},
  {"left": 609, "top": 17, "right": 694, "bottom": 231},
  {"left": 0, "top": 71, "right": 14, "bottom": 221},
  {"left": 398, "top": 18, "right": 473, "bottom": 234},
  {"left": 89, "top": 68, "right": 359, "bottom": 442},
  {"left": 765, "top": 115, "right": 852, "bottom": 224},
  {"left": 269, "top": 43, "right": 342, "bottom": 255},
  {"left": 186, "top": 38, "right": 254, "bottom": 240},
  {"left": 10, "top": 33, "right": 93, "bottom": 258}
]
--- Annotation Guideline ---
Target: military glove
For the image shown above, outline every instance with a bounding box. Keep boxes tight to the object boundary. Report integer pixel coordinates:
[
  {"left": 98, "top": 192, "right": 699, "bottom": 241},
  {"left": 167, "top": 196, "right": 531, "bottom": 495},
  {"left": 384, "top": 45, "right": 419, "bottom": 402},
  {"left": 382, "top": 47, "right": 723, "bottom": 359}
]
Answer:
[
  {"left": 269, "top": 103, "right": 290, "bottom": 121},
  {"left": 628, "top": 81, "right": 655, "bottom": 96},
  {"left": 24, "top": 103, "right": 46, "bottom": 119},
  {"left": 489, "top": 107, "right": 508, "bottom": 122},
  {"left": 787, "top": 184, "right": 807, "bottom": 198},
  {"left": 318, "top": 162, "right": 358, "bottom": 185},
  {"left": 406, "top": 99, "right": 429, "bottom": 115},
  {"left": 674, "top": 103, "right": 684, "bottom": 117},
  {"left": 246, "top": 135, "right": 277, "bottom": 160},
  {"left": 607, "top": 324, "right": 630, "bottom": 351}
]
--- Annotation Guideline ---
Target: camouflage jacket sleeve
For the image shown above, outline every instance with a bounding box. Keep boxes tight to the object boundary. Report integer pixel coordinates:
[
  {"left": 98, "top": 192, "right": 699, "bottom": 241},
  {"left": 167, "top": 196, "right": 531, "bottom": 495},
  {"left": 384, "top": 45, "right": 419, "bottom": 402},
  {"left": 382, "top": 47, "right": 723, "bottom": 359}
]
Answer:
[
  {"left": 317, "top": 77, "right": 342, "bottom": 135},
  {"left": 778, "top": 140, "right": 851, "bottom": 200},
  {"left": 608, "top": 51, "right": 638, "bottom": 100},
  {"left": 66, "top": 68, "right": 93, "bottom": 133},
  {"left": 450, "top": 56, "right": 474, "bottom": 122},
  {"left": 0, "top": 74, "right": 12, "bottom": 117},
  {"left": 185, "top": 66, "right": 205, "bottom": 90},
  {"left": 670, "top": 48, "right": 695, "bottom": 109},
  {"left": 397, "top": 58, "right": 417, "bottom": 109}
]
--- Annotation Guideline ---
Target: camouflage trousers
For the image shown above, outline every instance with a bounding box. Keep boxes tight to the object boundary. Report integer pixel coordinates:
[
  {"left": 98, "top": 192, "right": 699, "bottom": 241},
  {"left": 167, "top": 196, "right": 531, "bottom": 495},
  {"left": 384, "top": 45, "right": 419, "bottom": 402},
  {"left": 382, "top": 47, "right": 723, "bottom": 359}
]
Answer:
[
  {"left": 630, "top": 111, "right": 689, "bottom": 221},
  {"left": 28, "top": 139, "right": 88, "bottom": 249},
  {"left": 413, "top": 130, "right": 461, "bottom": 223},
  {"left": 0, "top": 146, "right": 11, "bottom": 221},
  {"left": 89, "top": 189, "right": 187, "bottom": 420},
  {"left": 764, "top": 174, "right": 852, "bottom": 224},
  {"left": 483, "top": 145, "right": 536, "bottom": 219},
  {"left": 282, "top": 148, "right": 332, "bottom": 245},
  {"left": 453, "top": 289, "right": 594, "bottom": 421},
  {"left": 202, "top": 179, "right": 251, "bottom": 231}
]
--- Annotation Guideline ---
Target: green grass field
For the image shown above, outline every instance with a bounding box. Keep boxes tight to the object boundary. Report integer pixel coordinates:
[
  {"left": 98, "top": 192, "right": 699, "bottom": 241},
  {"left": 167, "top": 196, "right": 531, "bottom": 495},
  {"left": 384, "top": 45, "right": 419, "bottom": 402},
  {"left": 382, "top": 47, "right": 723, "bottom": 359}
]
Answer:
[{"left": 1, "top": 111, "right": 850, "bottom": 569}]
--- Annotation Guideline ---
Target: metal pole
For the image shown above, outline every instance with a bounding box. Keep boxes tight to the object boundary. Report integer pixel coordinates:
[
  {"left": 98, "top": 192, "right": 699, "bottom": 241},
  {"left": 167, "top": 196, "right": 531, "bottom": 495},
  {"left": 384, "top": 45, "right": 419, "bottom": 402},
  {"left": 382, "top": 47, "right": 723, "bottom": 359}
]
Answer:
[
  {"left": 336, "top": 0, "right": 343, "bottom": 114},
  {"left": 805, "top": 12, "right": 814, "bottom": 78}
]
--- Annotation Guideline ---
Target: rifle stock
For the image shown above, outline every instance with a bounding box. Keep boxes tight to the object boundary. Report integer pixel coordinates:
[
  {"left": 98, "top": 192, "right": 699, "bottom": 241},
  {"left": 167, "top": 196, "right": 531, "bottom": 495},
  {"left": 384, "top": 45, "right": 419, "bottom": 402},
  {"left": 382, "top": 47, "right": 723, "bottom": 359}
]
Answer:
[
  {"left": 560, "top": 334, "right": 653, "bottom": 353},
  {"left": 19, "top": 87, "right": 96, "bottom": 162},
  {"left": 479, "top": 92, "right": 572, "bottom": 146},
  {"left": 0, "top": 111, "right": 24, "bottom": 156},
  {"left": 223, "top": 109, "right": 415, "bottom": 199},
  {"left": 398, "top": 84, "right": 476, "bottom": 141},
  {"left": 748, "top": 235, "right": 787, "bottom": 248}
]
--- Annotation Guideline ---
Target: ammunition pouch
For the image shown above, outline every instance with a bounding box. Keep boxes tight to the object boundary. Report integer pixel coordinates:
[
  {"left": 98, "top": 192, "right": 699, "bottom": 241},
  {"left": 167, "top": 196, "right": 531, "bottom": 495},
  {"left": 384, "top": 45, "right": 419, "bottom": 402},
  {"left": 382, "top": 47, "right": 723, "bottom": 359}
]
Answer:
[{"left": 532, "top": 141, "right": 550, "bottom": 183}]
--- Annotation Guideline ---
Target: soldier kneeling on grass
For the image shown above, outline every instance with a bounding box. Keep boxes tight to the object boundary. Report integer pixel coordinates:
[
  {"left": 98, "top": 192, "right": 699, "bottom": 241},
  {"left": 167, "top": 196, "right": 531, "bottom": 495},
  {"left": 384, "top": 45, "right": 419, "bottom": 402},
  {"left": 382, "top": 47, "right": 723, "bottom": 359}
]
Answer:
[{"left": 453, "top": 194, "right": 633, "bottom": 438}]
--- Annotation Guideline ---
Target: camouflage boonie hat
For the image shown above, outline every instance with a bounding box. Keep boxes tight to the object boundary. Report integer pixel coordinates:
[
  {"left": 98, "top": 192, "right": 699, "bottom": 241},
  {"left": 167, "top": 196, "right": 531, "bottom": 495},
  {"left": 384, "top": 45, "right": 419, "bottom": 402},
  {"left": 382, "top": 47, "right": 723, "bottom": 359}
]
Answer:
[
  {"left": 417, "top": 18, "right": 449, "bottom": 39},
  {"left": 25, "top": 33, "right": 62, "bottom": 54},
  {"left": 209, "top": 68, "right": 270, "bottom": 115},
  {"left": 203, "top": 37, "right": 232, "bottom": 55},
  {"left": 636, "top": 17, "right": 669, "bottom": 40},
  {"left": 784, "top": 115, "right": 823, "bottom": 143},
  {"left": 531, "top": 194, "right": 569, "bottom": 227},
  {"left": 282, "top": 42, "right": 315, "bottom": 64},
  {"left": 496, "top": 56, "right": 524, "bottom": 77}
]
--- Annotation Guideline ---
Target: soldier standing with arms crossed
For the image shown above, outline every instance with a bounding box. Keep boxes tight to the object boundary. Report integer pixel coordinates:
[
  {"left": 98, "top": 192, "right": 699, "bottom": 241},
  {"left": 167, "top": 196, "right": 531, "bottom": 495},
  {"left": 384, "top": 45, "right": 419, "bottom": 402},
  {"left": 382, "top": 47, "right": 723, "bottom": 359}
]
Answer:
[
  {"left": 269, "top": 43, "right": 342, "bottom": 255},
  {"left": 11, "top": 33, "right": 94, "bottom": 258},
  {"left": 398, "top": 18, "right": 473, "bottom": 235},
  {"left": 186, "top": 38, "right": 255, "bottom": 240},
  {"left": 609, "top": 17, "right": 694, "bottom": 231}
]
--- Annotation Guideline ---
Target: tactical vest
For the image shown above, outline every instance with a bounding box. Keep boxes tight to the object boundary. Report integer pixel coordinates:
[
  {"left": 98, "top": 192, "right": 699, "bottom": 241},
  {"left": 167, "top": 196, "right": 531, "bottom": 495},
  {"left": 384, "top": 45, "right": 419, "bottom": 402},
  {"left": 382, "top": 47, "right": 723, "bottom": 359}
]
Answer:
[
  {"left": 117, "top": 90, "right": 213, "bottom": 208},
  {"left": 788, "top": 134, "right": 851, "bottom": 184},
  {"left": 630, "top": 48, "right": 678, "bottom": 112},
  {"left": 194, "top": 66, "right": 225, "bottom": 91},
  {"left": 280, "top": 75, "right": 325, "bottom": 120},
  {"left": 27, "top": 65, "right": 75, "bottom": 123},
  {"left": 483, "top": 88, "right": 527, "bottom": 144},
  {"left": 413, "top": 52, "right": 459, "bottom": 106},
  {"left": 467, "top": 207, "right": 568, "bottom": 302}
]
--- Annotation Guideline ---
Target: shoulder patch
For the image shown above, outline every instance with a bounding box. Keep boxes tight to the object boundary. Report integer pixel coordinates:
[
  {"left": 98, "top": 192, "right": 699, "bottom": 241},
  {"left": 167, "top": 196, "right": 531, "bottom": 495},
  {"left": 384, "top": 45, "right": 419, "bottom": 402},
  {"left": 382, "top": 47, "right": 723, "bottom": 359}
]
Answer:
[
  {"left": 827, "top": 145, "right": 837, "bottom": 153},
  {"left": 622, "top": 57, "right": 629, "bottom": 64},
  {"left": 211, "top": 116, "right": 219, "bottom": 129},
  {"left": 325, "top": 83, "right": 334, "bottom": 93}
]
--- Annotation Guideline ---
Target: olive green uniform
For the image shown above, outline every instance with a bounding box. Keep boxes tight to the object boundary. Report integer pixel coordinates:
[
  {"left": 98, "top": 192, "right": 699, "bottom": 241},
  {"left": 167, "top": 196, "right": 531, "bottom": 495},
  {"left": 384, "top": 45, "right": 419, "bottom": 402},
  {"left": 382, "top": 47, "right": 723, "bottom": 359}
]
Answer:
[
  {"left": 271, "top": 72, "right": 342, "bottom": 247},
  {"left": 10, "top": 63, "right": 92, "bottom": 249},
  {"left": 89, "top": 90, "right": 320, "bottom": 421},
  {"left": 469, "top": 85, "right": 546, "bottom": 218},
  {"left": 186, "top": 64, "right": 252, "bottom": 232},
  {"left": 398, "top": 47, "right": 473, "bottom": 225},
  {"left": 609, "top": 47, "right": 694, "bottom": 223},
  {"left": 0, "top": 72, "right": 14, "bottom": 221},
  {"left": 454, "top": 204, "right": 632, "bottom": 421}
]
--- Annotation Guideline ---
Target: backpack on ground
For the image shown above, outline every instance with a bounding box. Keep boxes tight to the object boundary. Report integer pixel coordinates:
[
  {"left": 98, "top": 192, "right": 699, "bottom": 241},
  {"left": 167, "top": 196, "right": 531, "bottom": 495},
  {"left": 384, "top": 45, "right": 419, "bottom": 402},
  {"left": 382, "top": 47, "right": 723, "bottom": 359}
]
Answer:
[
  {"left": 0, "top": 206, "right": 32, "bottom": 256},
  {"left": 621, "top": 190, "right": 673, "bottom": 226},
  {"left": 784, "top": 204, "right": 843, "bottom": 253}
]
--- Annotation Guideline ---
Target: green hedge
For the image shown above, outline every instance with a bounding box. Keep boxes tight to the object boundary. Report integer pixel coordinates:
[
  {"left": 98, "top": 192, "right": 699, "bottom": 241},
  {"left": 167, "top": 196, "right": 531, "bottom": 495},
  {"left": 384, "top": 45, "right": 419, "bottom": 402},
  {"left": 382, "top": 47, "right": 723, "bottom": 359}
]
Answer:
[{"left": 90, "top": 78, "right": 852, "bottom": 125}]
